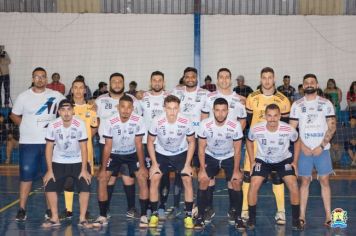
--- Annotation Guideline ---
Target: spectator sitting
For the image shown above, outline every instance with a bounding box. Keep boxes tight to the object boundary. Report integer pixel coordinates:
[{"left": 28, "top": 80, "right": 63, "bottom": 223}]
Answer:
[
  {"left": 346, "top": 116, "right": 356, "bottom": 167},
  {"left": 233, "top": 75, "right": 253, "bottom": 98},
  {"left": 126, "top": 81, "right": 138, "bottom": 97},
  {"left": 93, "top": 81, "right": 108, "bottom": 99},
  {"left": 293, "top": 84, "right": 304, "bottom": 102},
  {"left": 0, "top": 45, "right": 11, "bottom": 107},
  {"left": 201, "top": 75, "right": 216, "bottom": 92},
  {"left": 347, "top": 81, "right": 356, "bottom": 119},
  {"left": 277, "top": 75, "right": 295, "bottom": 102},
  {"left": 66, "top": 75, "right": 92, "bottom": 100},
  {"left": 324, "top": 78, "right": 342, "bottom": 115},
  {"left": 46, "top": 73, "right": 65, "bottom": 95}
]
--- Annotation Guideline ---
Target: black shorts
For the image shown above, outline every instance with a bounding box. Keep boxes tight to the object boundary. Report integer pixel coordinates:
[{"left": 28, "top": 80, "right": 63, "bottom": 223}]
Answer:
[
  {"left": 205, "top": 155, "right": 234, "bottom": 181},
  {"left": 45, "top": 162, "right": 91, "bottom": 193},
  {"left": 156, "top": 151, "right": 187, "bottom": 175},
  {"left": 251, "top": 158, "right": 295, "bottom": 179},
  {"left": 106, "top": 153, "right": 138, "bottom": 177}
]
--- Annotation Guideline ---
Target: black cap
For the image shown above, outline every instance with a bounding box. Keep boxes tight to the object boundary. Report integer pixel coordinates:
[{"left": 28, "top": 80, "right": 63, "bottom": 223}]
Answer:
[{"left": 58, "top": 99, "right": 74, "bottom": 109}]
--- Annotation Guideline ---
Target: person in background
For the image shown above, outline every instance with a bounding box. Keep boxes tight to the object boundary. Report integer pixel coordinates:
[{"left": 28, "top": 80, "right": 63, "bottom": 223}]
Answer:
[
  {"left": 4, "top": 111, "right": 20, "bottom": 164},
  {"left": 46, "top": 73, "right": 65, "bottom": 95},
  {"left": 0, "top": 45, "right": 11, "bottom": 107},
  {"left": 347, "top": 81, "right": 356, "bottom": 119},
  {"left": 66, "top": 75, "right": 92, "bottom": 100},
  {"left": 126, "top": 81, "right": 138, "bottom": 98},
  {"left": 201, "top": 75, "right": 216, "bottom": 92},
  {"left": 233, "top": 75, "right": 253, "bottom": 98},
  {"left": 93, "top": 82, "right": 108, "bottom": 99},
  {"left": 277, "top": 75, "right": 296, "bottom": 102},
  {"left": 293, "top": 84, "right": 304, "bottom": 102},
  {"left": 324, "top": 78, "right": 342, "bottom": 116}
]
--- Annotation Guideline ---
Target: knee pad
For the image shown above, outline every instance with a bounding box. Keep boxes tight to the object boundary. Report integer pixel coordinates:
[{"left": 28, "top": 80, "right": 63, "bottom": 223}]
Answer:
[
  {"left": 243, "top": 171, "right": 251, "bottom": 183},
  {"left": 64, "top": 177, "right": 74, "bottom": 192},
  {"left": 271, "top": 171, "right": 284, "bottom": 185}
]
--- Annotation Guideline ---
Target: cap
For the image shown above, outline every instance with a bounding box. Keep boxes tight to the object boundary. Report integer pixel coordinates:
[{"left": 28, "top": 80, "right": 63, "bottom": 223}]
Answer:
[{"left": 58, "top": 99, "right": 74, "bottom": 109}]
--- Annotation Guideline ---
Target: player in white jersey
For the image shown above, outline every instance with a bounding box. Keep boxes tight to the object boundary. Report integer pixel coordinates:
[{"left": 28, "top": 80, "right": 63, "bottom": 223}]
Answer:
[
  {"left": 42, "top": 99, "right": 91, "bottom": 228},
  {"left": 10, "top": 67, "right": 65, "bottom": 221},
  {"left": 147, "top": 95, "right": 195, "bottom": 229},
  {"left": 246, "top": 104, "right": 304, "bottom": 231},
  {"left": 95, "top": 73, "right": 141, "bottom": 218},
  {"left": 195, "top": 97, "right": 244, "bottom": 231},
  {"left": 289, "top": 74, "right": 336, "bottom": 228},
  {"left": 200, "top": 68, "right": 247, "bottom": 221},
  {"left": 93, "top": 95, "right": 149, "bottom": 228}
]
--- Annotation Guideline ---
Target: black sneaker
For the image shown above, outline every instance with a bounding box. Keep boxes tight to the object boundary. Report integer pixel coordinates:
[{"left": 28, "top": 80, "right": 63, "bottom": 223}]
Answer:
[
  {"left": 292, "top": 219, "right": 305, "bottom": 231},
  {"left": 235, "top": 217, "right": 246, "bottom": 232},
  {"left": 44, "top": 209, "right": 52, "bottom": 220},
  {"left": 194, "top": 217, "right": 205, "bottom": 230},
  {"left": 204, "top": 207, "right": 215, "bottom": 223},
  {"left": 16, "top": 208, "right": 27, "bottom": 222},
  {"left": 227, "top": 208, "right": 237, "bottom": 224},
  {"left": 247, "top": 218, "right": 256, "bottom": 230},
  {"left": 126, "top": 207, "right": 139, "bottom": 219},
  {"left": 59, "top": 209, "right": 73, "bottom": 221},
  {"left": 85, "top": 211, "right": 94, "bottom": 221}
]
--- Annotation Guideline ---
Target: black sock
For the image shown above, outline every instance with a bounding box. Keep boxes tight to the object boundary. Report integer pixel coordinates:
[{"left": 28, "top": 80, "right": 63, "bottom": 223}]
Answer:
[
  {"left": 139, "top": 199, "right": 149, "bottom": 216},
  {"left": 185, "top": 201, "right": 193, "bottom": 217},
  {"left": 159, "top": 173, "right": 170, "bottom": 209},
  {"left": 173, "top": 173, "right": 182, "bottom": 208},
  {"left": 124, "top": 184, "right": 135, "bottom": 210},
  {"left": 98, "top": 200, "right": 108, "bottom": 217},
  {"left": 291, "top": 204, "right": 300, "bottom": 221},
  {"left": 197, "top": 189, "right": 208, "bottom": 218},
  {"left": 228, "top": 188, "right": 234, "bottom": 210},
  {"left": 248, "top": 205, "right": 256, "bottom": 222},
  {"left": 150, "top": 201, "right": 159, "bottom": 215},
  {"left": 207, "top": 185, "right": 215, "bottom": 208},
  {"left": 107, "top": 184, "right": 115, "bottom": 210},
  {"left": 230, "top": 190, "right": 243, "bottom": 216}
]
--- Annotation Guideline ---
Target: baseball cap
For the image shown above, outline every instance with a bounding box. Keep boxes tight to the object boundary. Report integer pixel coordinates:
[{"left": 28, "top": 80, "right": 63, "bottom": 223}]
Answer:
[{"left": 58, "top": 99, "right": 74, "bottom": 109}]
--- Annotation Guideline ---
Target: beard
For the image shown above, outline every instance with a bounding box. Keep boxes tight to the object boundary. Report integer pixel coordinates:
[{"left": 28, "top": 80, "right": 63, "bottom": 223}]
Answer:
[
  {"left": 304, "top": 87, "right": 317, "bottom": 94},
  {"left": 110, "top": 87, "right": 124, "bottom": 95},
  {"left": 152, "top": 86, "right": 163, "bottom": 93},
  {"left": 185, "top": 81, "right": 197, "bottom": 88},
  {"left": 214, "top": 114, "right": 227, "bottom": 124}
]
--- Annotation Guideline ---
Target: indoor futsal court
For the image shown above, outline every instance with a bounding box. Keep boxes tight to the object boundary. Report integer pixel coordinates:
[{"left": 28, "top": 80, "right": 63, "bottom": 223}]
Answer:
[{"left": 1, "top": 0, "right": 356, "bottom": 236}]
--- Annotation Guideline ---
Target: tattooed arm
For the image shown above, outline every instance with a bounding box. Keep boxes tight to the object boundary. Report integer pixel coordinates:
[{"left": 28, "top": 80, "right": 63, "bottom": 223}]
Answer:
[{"left": 321, "top": 116, "right": 336, "bottom": 147}]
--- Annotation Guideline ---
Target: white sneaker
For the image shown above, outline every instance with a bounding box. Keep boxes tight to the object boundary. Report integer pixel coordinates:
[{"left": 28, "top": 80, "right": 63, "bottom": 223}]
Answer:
[
  {"left": 192, "top": 206, "right": 198, "bottom": 219},
  {"left": 139, "top": 215, "right": 148, "bottom": 228},
  {"left": 275, "top": 211, "right": 286, "bottom": 225},
  {"left": 241, "top": 210, "right": 249, "bottom": 223},
  {"left": 92, "top": 216, "right": 108, "bottom": 228}
]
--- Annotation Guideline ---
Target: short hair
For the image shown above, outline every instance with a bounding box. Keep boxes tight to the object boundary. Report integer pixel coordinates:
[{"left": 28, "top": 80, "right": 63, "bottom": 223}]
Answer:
[
  {"left": 71, "top": 77, "right": 86, "bottom": 87},
  {"left": 184, "top": 67, "right": 198, "bottom": 75},
  {"left": 205, "top": 75, "right": 212, "bottom": 82},
  {"left": 217, "top": 68, "right": 231, "bottom": 78},
  {"left": 283, "top": 75, "right": 290, "bottom": 79},
  {"left": 98, "top": 81, "right": 107, "bottom": 89},
  {"left": 129, "top": 81, "right": 137, "bottom": 87},
  {"left": 265, "top": 103, "right": 280, "bottom": 113},
  {"left": 260, "top": 67, "right": 274, "bottom": 76},
  {"left": 75, "top": 75, "right": 85, "bottom": 81},
  {"left": 119, "top": 94, "right": 134, "bottom": 104},
  {"left": 32, "top": 67, "right": 46, "bottom": 77},
  {"left": 164, "top": 95, "right": 180, "bottom": 105},
  {"left": 52, "top": 73, "right": 60, "bottom": 78},
  {"left": 151, "top": 71, "right": 164, "bottom": 79},
  {"left": 213, "top": 97, "right": 228, "bottom": 108},
  {"left": 298, "top": 84, "right": 303, "bottom": 89},
  {"left": 303, "top": 73, "right": 318, "bottom": 83},
  {"left": 110, "top": 72, "right": 125, "bottom": 82}
]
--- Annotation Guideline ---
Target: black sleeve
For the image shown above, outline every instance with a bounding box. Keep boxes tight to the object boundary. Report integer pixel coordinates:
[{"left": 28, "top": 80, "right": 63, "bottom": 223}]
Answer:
[{"left": 280, "top": 116, "right": 289, "bottom": 123}]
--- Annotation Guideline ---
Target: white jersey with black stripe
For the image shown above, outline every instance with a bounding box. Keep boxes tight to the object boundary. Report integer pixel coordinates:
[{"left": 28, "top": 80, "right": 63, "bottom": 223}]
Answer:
[
  {"left": 46, "top": 117, "right": 88, "bottom": 164},
  {"left": 248, "top": 121, "right": 298, "bottom": 163},
  {"left": 103, "top": 113, "right": 146, "bottom": 155},
  {"left": 148, "top": 113, "right": 194, "bottom": 156},
  {"left": 198, "top": 117, "right": 243, "bottom": 161}
]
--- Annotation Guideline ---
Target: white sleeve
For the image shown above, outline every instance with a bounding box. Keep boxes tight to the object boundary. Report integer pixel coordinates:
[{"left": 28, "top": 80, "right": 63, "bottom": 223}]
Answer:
[
  {"left": 233, "top": 123, "right": 243, "bottom": 141},
  {"left": 289, "top": 103, "right": 299, "bottom": 120},
  {"left": 290, "top": 127, "right": 299, "bottom": 142},
  {"left": 78, "top": 121, "right": 88, "bottom": 142},
  {"left": 186, "top": 121, "right": 195, "bottom": 136},
  {"left": 237, "top": 104, "right": 247, "bottom": 119},
  {"left": 148, "top": 119, "right": 158, "bottom": 136},
  {"left": 247, "top": 128, "right": 255, "bottom": 141},
  {"left": 102, "top": 119, "right": 113, "bottom": 139},
  {"left": 325, "top": 100, "right": 336, "bottom": 117},
  {"left": 11, "top": 93, "right": 24, "bottom": 116},
  {"left": 201, "top": 97, "right": 211, "bottom": 114},
  {"left": 133, "top": 99, "right": 143, "bottom": 116},
  {"left": 136, "top": 118, "right": 146, "bottom": 136},
  {"left": 197, "top": 122, "right": 206, "bottom": 139},
  {"left": 45, "top": 123, "right": 55, "bottom": 142}
]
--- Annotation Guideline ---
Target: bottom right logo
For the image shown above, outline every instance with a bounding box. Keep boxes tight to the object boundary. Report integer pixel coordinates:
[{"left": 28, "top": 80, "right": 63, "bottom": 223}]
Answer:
[{"left": 331, "top": 208, "right": 348, "bottom": 228}]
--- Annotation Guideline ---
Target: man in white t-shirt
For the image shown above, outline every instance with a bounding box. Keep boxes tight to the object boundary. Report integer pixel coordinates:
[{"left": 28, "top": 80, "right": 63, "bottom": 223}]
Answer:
[
  {"left": 195, "top": 97, "right": 244, "bottom": 231},
  {"left": 95, "top": 72, "right": 141, "bottom": 218},
  {"left": 10, "top": 67, "right": 65, "bottom": 221},
  {"left": 246, "top": 104, "right": 304, "bottom": 231},
  {"left": 200, "top": 68, "right": 247, "bottom": 222},
  {"left": 93, "top": 95, "right": 149, "bottom": 228},
  {"left": 42, "top": 99, "right": 91, "bottom": 228},
  {"left": 147, "top": 95, "right": 195, "bottom": 229},
  {"left": 289, "top": 74, "right": 336, "bottom": 228}
]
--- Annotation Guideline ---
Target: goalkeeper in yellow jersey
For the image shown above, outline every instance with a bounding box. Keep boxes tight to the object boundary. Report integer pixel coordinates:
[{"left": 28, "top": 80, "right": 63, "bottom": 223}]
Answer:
[
  {"left": 60, "top": 77, "right": 98, "bottom": 220},
  {"left": 242, "top": 67, "right": 290, "bottom": 225}
]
